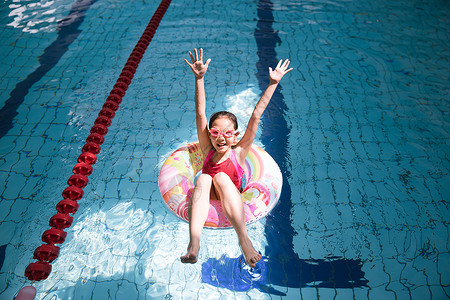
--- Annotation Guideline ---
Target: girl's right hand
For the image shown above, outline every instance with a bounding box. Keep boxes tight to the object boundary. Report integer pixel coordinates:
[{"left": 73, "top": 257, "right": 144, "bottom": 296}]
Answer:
[{"left": 184, "top": 48, "right": 211, "bottom": 79}]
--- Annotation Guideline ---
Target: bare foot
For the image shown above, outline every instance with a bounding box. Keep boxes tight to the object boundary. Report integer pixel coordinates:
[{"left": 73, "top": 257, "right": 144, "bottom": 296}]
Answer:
[
  {"left": 240, "top": 238, "right": 262, "bottom": 268},
  {"left": 180, "top": 243, "right": 199, "bottom": 264}
]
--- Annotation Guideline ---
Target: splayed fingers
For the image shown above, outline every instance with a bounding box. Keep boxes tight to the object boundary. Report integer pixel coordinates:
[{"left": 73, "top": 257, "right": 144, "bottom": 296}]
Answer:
[
  {"left": 269, "top": 59, "right": 293, "bottom": 83},
  {"left": 184, "top": 48, "right": 211, "bottom": 78}
]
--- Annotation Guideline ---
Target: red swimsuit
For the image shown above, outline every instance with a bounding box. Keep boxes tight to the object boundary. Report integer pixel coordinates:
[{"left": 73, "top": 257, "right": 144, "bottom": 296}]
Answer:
[{"left": 202, "top": 150, "right": 244, "bottom": 190}]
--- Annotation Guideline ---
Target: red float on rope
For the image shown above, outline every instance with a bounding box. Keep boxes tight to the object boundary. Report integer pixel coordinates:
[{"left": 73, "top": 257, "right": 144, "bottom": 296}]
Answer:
[
  {"left": 82, "top": 142, "right": 101, "bottom": 154},
  {"left": 72, "top": 163, "right": 93, "bottom": 176},
  {"left": 94, "top": 116, "right": 112, "bottom": 127},
  {"left": 124, "top": 60, "right": 138, "bottom": 70},
  {"left": 62, "top": 185, "right": 84, "bottom": 200},
  {"left": 136, "top": 41, "right": 148, "bottom": 50},
  {"left": 142, "top": 30, "right": 155, "bottom": 37},
  {"left": 114, "top": 81, "right": 129, "bottom": 91},
  {"left": 117, "top": 75, "right": 132, "bottom": 84},
  {"left": 140, "top": 37, "right": 152, "bottom": 44},
  {"left": 128, "top": 56, "right": 141, "bottom": 64},
  {"left": 56, "top": 199, "right": 79, "bottom": 214},
  {"left": 131, "top": 50, "right": 143, "bottom": 59},
  {"left": 147, "top": 24, "right": 158, "bottom": 30},
  {"left": 78, "top": 152, "right": 97, "bottom": 165},
  {"left": 91, "top": 123, "right": 109, "bottom": 135},
  {"left": 68, "top": 174, "right": 89, "bottom": 188},
  {"left": 133, "top": 46, "right": 145, "bottom": 54},
  {"left": 33, "top": 244, "right": 60, "bottom": 262},
  {"left": 25, "top": 261, "right": 52, "bottom": 281},
  {"left": 131, "top": 52, "right": 143, "bottom": 61},
  {"left": 103, "top": 101, "right": 119, "bottom": 112},
  {"left": 49, "top": 213, "right": 73, "bottom": 229},
  {"left": 86, "top": 132, "right": 105, "bottom": 145},
  {"left": 142, "top": 32, "right": 154, "bottom": 40},
  {"left": 123, "top": 65, "right": 137, "bottom": 75},
  {"left": 42, "top": 228, "right": 67, "bottom": 244},
  {"left": 110, "top": 87, "right": 125, "bottom": 97},
  {"left": 99, "top": 108, "right": 116, "bottom": 119},
  {"left": 142, "top": 31, "right": 154, "bottom": 37},
  {"left": 106, "top": 94, "right": 123, "bottom": 104}
]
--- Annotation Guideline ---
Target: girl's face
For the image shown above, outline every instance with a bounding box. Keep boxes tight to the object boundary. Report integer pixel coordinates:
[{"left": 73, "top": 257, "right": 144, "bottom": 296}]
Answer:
[{"left": 209, "top": 117, "right": 238, "bottom": 154}]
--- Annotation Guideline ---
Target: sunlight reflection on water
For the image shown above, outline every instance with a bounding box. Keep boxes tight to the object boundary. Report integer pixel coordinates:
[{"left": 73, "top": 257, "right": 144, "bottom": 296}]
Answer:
[{"left": 7, "top": 0, "right": 72, "bottom": 33}]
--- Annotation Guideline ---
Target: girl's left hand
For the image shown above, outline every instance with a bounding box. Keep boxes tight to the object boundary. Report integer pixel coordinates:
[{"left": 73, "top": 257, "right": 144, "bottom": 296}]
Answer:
[{"left": 269, "top": 59, "right": 293, "bottom": 83}]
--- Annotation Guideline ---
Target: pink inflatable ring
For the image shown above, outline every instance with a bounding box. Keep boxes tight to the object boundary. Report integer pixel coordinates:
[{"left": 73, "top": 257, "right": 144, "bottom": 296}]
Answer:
[{"left": 158, "top": 142, "right": 282, "bottom": 228}]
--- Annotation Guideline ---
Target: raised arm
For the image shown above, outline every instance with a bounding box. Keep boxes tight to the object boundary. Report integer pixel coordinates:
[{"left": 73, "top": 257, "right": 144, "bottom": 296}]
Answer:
[
  {"left": 236, "top": 59, "right": 293, "bottom": 162},
  {"left": 184, "top": 48, "right": 212, "bottom": 155}
]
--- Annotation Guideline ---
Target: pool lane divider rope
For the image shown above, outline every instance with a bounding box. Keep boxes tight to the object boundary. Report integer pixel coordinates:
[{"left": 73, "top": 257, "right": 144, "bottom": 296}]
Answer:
[{"left": 22, "top": 0, "right": 172, "bottom": 283}]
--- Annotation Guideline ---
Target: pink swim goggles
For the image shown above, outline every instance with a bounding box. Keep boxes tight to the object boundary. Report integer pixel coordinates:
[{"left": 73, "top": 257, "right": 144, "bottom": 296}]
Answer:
[{"left": 208, "top": 128, "right": 236, "bottom": 138}]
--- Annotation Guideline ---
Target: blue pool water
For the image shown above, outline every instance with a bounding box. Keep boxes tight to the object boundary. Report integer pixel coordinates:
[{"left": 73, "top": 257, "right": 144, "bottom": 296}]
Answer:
[{"left": 0, "top": 0, "right": 449, "bottom": 299}]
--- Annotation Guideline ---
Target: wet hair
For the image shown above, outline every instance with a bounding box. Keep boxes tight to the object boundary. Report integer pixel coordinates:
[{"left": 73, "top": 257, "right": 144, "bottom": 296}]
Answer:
[{"left": 209, "top": 111, "right": 238, "bottom": 130}]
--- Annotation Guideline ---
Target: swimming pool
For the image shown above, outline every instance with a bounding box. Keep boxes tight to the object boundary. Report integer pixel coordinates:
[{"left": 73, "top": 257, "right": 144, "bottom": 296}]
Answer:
[{"left": 0, "top": 0, "right": 449, "bottom": 298}]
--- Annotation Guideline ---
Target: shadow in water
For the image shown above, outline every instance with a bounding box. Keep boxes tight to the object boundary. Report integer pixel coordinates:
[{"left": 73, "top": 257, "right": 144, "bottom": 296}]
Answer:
[
  {"left": 202, "top": 254, "right": 367, "bottom": 296},
  {"left": 0, "top": 244, "right": 6, "bottom": 271}
]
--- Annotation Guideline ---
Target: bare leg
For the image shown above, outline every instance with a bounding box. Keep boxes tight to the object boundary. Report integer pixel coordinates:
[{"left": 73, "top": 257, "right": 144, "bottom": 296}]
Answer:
[
  {"left": 212, "top": 173, "right": 262, "bottom": 267},
  {"left": 180, "top": 174, "right": 212, "bottom": 263}
]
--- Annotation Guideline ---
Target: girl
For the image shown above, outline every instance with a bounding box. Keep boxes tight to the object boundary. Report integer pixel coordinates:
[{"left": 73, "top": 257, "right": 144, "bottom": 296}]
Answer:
[{"left": 181, "top": 48, "right": 292, "bottom": 267}]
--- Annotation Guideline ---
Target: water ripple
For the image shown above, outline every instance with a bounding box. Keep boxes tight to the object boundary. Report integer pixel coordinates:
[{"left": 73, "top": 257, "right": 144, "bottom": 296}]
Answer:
[{"left": 7, "top": 0, "right": 72, "bottom": 33}]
